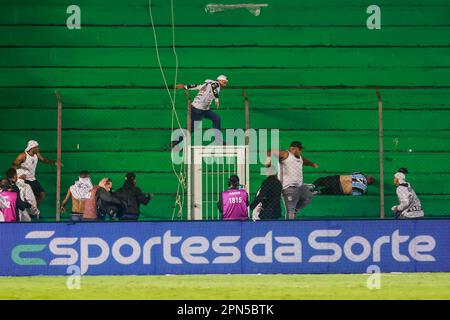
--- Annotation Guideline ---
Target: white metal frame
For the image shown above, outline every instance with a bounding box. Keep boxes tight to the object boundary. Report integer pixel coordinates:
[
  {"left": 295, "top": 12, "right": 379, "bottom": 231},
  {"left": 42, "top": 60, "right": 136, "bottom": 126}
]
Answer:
[{"left": 187, "top": 145, "right": 249, "bottom": 220}]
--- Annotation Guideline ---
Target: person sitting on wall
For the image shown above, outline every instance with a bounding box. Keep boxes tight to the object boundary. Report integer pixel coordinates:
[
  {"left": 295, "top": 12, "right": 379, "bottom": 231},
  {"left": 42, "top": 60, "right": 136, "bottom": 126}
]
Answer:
[
  {"left": 61, "top": 171, "right": 93, "bottom": 222},
  {"left": 6, "top": 168, "right": 39, "bottom": 221},
  {"left": 312, "top": 172, "right": 375, "bottom": 196},
  {"left": 218, "top": 175, "right": 249, "bottom": 221},
  {"left": 392, "top": 168, "right": 424, "bottom": 219},
  {"left": 250, "top": 167, "right": 282, "bottom": 220},
  {"left": 115, "top": 172, "right": 153, "bottom": 221}
]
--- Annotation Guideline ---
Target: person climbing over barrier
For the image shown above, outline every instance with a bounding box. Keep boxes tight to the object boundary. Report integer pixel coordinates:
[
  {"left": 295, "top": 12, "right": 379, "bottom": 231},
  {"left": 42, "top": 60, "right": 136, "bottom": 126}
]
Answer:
[
  {"left": 172, "top": 75, "right": 228, "bottom": 148},
  {"left": 12, "top": 140, "right": 63, "bottom": 207},
  {"left": 265, "top": 141, "right": 319, "bottom": 220},
  {"left": 312, "top": 173, "right": 375, "bottom": 195}
]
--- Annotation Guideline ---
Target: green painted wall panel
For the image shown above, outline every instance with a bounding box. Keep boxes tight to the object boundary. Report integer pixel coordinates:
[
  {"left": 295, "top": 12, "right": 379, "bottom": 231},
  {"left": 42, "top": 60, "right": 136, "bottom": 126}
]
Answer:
[
  {"left": 3, "top": 26, "right": 450, "bottom": 47},
  {"left": 1, "top": 108, "right": 449, "bottom": 131},
  {"left": 0, "top": 1, "right": 448, "bottom": 220},
  {"left": 2, "top": 88, "right": 450, "bottom": 109},
  {"left": 2, "top": 47, "right": 450, "bottom": 67},
  {"left": 1, "top": 152, "right": 448, "bottom": 175},
  {"left": 1, "top": 3, "right": 449, "bottom": 26},
  {"left": 2, "top": 68, "right": 450, "bottom": 87},
  {"left": 4, "top": 0, "right": 450, "bottom": 6},
  {"left": 3, "top": 130, "right": 449, "bottom": 154}
]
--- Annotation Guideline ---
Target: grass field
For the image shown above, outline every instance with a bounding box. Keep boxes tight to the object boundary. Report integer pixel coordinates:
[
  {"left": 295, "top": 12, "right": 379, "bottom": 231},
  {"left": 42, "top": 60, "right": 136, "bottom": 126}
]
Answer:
[{"left": 0, "top": 273, "right": 450, "bottom": 300}]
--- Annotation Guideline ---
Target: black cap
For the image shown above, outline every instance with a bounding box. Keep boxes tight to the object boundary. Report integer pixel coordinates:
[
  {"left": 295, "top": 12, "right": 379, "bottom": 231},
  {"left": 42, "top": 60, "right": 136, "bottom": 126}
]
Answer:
[
  {"left": 397, "top": 168, "right": 408, "bottom": 174},
  {"left": 290, "top": 141, "right": 304, "bottom": 149}
]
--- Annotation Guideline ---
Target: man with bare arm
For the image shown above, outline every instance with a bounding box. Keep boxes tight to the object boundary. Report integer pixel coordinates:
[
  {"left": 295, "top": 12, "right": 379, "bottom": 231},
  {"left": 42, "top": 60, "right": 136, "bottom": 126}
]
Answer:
[
  {"left": 172, "top": 75, "right": 228, "bottom": 148},
  {"left": 266, "top": 141, "right": 318, "bottom": 220},
  {"left": 12, "top": 140, "right": 63, "bottom": 207}
]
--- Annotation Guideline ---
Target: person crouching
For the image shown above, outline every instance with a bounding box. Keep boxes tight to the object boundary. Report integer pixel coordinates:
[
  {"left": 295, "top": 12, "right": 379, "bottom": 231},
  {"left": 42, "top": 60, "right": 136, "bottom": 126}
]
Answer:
[
  {"left": 392, "top": 168, "right": 424, "bottom": 219},
  {"left": 218, "top": 175, "right": 249, "bottom": 221}
]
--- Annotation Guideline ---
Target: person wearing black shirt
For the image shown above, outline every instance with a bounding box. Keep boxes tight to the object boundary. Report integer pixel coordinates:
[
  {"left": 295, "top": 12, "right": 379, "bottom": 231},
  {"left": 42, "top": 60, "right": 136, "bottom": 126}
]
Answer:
[
  {"left": 250, "top": 172, "right": 282, "bottom": 220},
  {"left": 115, "top": 172, "right": 153, "bottom": 221},
  {"left": 95, "top": 178, "right": 127, "bottom": 221}
]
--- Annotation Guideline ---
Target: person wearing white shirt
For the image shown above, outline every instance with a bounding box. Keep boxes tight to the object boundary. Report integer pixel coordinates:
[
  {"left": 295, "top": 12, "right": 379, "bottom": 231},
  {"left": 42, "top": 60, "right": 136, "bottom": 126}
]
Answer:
[
  {"left": 392, "top": 168, "right": 424, "bottom": 219},
  {"left": 12, "top": 140, "right": 63, "bottom": 207},
  {"left": 266, "top": 141, "right": 319, "bottom": 220},
  {"left": 5, "top": 168, "right": 39, "bottom": 221},
  {"left": 172, "top": 75, "right": 228, "bottom": 148}
]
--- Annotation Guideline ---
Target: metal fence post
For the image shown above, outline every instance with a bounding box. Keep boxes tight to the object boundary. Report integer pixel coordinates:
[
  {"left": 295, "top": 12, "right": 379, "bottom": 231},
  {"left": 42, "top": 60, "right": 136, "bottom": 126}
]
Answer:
[
  {"left": 55, "top": 91, "right": 62, "bottom": 222},
  {"left": 376, "top": 89, "right": 385, "bottom": 219}
]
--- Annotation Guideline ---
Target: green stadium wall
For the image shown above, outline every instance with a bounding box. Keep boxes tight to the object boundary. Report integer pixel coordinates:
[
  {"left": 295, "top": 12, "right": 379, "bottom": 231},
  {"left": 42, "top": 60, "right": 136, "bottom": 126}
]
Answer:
[{"left": 0, "top": 0, "right": 449, "bottom": 220}]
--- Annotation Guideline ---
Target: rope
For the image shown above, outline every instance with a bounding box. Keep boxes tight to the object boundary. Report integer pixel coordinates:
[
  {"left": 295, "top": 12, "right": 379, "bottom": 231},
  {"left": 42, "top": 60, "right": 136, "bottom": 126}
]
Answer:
[
  {"left": 148, "top": 0, "right": 186, "bottom": 220},
  {"left": 169, "top": 0, "right": 187, "bottom": 220}
]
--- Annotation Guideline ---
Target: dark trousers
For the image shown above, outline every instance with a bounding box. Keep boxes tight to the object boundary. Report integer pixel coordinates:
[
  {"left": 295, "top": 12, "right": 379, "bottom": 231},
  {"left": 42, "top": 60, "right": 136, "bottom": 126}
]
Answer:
[
  {"left": 313, "top": 175, "right": 344, "bottom": 195},
  {"left": 259, "top": 210, "right": 282, "bottom": 220},
  {"left": 174, "top": 107, "right": 222, "bottom": 145},
  {"left": 120, "top": 214, "right": 140, "bottom": 221}
]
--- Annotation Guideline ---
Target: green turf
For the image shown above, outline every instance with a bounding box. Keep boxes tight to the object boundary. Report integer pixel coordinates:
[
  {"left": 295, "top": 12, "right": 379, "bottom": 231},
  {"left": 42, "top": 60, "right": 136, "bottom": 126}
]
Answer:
[{"left": 1, "top": 273, "right": 449, "bottom": 300}]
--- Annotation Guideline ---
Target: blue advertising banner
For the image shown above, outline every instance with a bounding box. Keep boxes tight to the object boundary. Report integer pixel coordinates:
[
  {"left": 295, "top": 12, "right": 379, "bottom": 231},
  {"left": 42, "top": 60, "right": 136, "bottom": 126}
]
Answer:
[{"left": 1, "top": 219, "right": 449, "bottom": 276}]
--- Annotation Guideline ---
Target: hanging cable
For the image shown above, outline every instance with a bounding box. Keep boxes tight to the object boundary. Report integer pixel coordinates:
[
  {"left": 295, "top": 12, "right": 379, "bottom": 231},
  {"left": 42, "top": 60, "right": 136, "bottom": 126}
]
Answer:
[{"left": 148, "top": 0, "right": 186, "bottom": 220}]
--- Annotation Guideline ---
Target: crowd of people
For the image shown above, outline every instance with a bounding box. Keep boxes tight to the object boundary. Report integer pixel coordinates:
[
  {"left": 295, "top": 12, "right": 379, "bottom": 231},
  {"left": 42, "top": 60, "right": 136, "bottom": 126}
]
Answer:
[
  {"left": 218, "top": 141, "right": 424, "bottom": 221},
  {"left": 0, "top": 139, "right": 424, "bottom": 223},
  {"left": 0, "top": 140, "right": 153, "bottom": 222},
  {"left": 61, "top": 171, "right": 153, "bottom": 222},
  {"left": 0, "top": 74, "right": 424, "bottom": 222},
  {"left": 173, "top": 75, "right": 424, "bottom": 221}
]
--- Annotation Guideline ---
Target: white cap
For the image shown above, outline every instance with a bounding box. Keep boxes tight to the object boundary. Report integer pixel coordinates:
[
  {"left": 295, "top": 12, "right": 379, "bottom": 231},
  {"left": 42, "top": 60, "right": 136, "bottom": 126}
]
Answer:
[
  {"left": 25, "top": 140, "right": 39, "bottom": 152},
  {"left": 394, "top": 172, "right": 406, "bottom": 184},
  {"left": 217, "top": 75, "right": 228, "bottom": 82}
]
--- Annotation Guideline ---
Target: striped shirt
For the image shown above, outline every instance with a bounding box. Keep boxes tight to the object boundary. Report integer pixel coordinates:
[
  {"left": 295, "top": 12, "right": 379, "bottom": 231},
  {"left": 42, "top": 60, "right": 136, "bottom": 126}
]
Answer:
[
  {"left": 185, "top": 80, "right": 221, "bottom": 110},
  {"left": 351, "top": 172, "right": 368, "bottom": 196}
]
